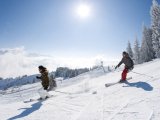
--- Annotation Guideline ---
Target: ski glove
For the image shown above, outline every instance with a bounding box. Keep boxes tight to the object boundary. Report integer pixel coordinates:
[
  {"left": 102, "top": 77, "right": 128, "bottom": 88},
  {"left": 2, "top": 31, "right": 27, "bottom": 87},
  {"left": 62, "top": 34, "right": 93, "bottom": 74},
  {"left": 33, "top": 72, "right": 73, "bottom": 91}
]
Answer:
[
  {"left": 129, "top": 66, "right": 134, "bottom": 70},
  {"left": 115, "top": 66, "right": 118, "bottom": 69},
  {"left": 36, "top": 76, "right": 41, "bottom": 79}
]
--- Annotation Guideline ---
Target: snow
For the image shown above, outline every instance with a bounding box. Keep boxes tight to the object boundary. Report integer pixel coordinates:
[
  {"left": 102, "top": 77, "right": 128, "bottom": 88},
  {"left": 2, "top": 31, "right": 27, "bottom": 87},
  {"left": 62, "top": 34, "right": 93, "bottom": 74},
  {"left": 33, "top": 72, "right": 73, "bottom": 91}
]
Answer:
[{"left": 0, "top": 59, "right": 160, "bottom": 120}]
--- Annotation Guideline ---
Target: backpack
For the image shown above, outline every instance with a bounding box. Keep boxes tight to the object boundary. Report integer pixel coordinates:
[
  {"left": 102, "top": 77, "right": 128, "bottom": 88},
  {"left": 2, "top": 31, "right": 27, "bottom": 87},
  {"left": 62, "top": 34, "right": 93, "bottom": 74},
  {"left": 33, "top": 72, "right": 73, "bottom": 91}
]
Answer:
[
  {"left": 129, "top": 57, "right": 134, "bottom": 70},
  {"left": 48, "top": 73, "right": 57, "bottom": 91}
]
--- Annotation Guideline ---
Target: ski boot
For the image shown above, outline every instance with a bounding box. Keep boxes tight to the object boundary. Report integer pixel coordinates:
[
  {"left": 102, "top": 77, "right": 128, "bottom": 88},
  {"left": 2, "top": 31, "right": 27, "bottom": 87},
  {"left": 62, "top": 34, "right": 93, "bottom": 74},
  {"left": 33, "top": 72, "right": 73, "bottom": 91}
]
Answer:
[{"left": 119, "top": 79, "right": 126, "bottom": 83}]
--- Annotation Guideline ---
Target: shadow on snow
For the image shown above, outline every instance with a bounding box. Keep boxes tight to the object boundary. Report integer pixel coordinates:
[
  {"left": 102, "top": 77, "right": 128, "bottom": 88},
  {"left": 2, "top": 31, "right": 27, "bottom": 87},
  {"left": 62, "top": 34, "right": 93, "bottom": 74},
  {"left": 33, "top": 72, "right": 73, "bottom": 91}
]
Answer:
[
  {"left": 8, "top": 101, "right": 42, "bottom": 120},
  {"left": 123, "top": 81, "right": 153, "bottom": 91}
]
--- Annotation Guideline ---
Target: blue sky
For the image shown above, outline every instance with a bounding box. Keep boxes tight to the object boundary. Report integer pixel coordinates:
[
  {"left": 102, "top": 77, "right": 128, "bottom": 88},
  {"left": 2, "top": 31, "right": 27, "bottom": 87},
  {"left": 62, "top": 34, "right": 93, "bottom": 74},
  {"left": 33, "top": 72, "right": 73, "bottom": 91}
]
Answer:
[
  {"left": 0, "top": 0, "right": 152, "bottom": 58},
  {"left": 0, "top": 0, "right": 153, "bottom": 58}
]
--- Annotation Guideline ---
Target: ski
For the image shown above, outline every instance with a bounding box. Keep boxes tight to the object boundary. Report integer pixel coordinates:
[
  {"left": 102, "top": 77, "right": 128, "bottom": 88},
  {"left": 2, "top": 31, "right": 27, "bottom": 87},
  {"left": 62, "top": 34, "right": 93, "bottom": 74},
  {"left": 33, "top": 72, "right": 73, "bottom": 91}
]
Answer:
[
  {"left": 105, "top": 77, "right": 132, "bottom": 87},
  {"left": 23, "top": 95, "right": 54, "bottom": 103}
]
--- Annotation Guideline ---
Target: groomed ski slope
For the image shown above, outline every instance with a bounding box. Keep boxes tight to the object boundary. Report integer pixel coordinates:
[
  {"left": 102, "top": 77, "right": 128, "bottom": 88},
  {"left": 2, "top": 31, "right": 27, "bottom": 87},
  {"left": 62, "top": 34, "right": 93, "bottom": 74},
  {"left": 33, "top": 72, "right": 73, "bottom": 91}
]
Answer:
[{"left": 0, "top": 59, "right": 160, "bottom": 120}]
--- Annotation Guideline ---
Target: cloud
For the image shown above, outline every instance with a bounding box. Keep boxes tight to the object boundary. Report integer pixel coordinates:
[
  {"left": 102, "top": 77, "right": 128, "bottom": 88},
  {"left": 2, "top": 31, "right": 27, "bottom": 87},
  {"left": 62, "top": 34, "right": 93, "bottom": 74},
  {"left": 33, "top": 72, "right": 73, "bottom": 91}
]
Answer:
[
  {"left": 0, "top": 47, "right": 35, "bottom": 78},
  {"left": 0, "top": 47, "right": 118, "bottom": 79},
  {"left": 0, "top": 46, "right": 25, "bottom": 55}
]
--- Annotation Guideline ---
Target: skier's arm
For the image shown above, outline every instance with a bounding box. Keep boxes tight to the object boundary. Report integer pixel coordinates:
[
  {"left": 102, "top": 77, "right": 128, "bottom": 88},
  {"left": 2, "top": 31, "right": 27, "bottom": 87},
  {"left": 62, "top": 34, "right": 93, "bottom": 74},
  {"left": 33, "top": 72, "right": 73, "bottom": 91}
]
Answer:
[
  {"left": 115, "top": 59, "right": 123, "bottom": 69},
  {"left": 117, "top": 60, "right": 123, "bottom": 67}
]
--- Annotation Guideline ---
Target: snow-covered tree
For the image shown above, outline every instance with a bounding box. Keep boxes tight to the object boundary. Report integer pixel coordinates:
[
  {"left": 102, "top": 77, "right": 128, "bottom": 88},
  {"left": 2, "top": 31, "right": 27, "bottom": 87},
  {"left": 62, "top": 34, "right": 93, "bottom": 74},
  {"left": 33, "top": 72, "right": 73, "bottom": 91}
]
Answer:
[
  {"left": 126, "top": 41, "right": 133, "bottom": 58},
  {"left": 133, "top": 38, "right": 140, "bottom": 64},
  {"left": 150, "top": 0, "right": 160, "bottom": 58},
  {"left": 140, "top": 26, "right": 155, "bottom": 63},
  {"left": 146, "top": 28, "right": 155, "bottom": 59}
]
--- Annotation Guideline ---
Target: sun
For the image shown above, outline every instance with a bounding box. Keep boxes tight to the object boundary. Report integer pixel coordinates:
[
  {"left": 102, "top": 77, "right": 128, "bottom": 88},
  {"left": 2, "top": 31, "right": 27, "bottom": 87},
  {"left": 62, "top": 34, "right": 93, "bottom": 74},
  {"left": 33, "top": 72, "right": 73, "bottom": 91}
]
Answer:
[{"left": 76, "top": 4, "right": 91, "bottom": 19}]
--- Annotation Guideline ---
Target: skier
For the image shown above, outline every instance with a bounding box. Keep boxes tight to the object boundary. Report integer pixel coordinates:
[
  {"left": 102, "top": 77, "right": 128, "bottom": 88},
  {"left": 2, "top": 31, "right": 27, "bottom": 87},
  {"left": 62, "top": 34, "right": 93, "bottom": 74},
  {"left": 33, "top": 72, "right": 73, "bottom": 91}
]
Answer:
[
  {"left": 115, "top": 51, "right": 134, "bottom": 82},
  {"left": 36, "top": 65, "right": 51, "bottom": 99}
]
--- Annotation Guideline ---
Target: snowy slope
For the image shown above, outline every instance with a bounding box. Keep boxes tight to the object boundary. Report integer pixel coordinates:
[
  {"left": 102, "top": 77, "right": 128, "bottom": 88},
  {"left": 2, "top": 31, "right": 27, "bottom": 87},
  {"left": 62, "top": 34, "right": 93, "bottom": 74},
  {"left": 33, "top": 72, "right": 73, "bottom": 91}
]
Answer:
[{"left": 0, "top": 59, "right": 160, "bottom": 120}]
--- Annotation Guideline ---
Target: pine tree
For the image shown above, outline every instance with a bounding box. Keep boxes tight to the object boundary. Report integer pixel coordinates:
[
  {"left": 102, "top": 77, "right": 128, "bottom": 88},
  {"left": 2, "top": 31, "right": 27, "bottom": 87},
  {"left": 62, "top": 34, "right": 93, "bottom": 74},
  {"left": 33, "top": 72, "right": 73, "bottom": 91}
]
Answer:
[
  {"left": 126, "top": 41, "right": 133, "bottom": 58},
  {"left": 146, "top": 27, "right": 155, "bottom": 59},
  {"left": 140, "top": 26, "right": 154, "bottom": 63},
  {"left": 133, "top": 38, "right": 140, "bottom": 64},
  {"left": 150, "top": 0, "right": 160, "bottom": 58}
]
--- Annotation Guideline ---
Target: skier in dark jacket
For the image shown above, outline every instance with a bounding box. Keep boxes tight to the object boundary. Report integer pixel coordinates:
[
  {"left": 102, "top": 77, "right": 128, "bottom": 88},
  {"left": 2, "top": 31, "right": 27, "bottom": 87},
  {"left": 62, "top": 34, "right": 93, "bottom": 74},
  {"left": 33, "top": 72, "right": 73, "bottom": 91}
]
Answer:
[
  {"left": 115, "top": 51, "right": 134, "bottom": 82},
  {"left": 36, "top": 65, "right": 49, "bottom": 90},
  {"left": 36, "top": 65, "right": 50, "bottom": 99}
]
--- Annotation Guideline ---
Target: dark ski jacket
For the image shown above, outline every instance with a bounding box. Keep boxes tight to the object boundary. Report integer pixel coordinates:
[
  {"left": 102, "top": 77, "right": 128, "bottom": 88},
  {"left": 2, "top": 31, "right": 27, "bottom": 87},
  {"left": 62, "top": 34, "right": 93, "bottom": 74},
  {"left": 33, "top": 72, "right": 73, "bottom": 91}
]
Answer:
[
  {"left": 117, "top": 54, "right": 134, "bottom": 69},
  {"left": 38, "top": 70, "right": 49, "bottom": 89}
]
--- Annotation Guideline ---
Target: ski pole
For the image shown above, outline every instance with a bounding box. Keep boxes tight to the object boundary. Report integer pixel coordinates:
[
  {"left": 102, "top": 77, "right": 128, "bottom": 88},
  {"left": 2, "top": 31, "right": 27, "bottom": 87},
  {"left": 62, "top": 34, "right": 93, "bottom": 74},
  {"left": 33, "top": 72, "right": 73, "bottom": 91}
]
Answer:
[{"left": 130, "top": 71, "right": 154, "bottom": 78}]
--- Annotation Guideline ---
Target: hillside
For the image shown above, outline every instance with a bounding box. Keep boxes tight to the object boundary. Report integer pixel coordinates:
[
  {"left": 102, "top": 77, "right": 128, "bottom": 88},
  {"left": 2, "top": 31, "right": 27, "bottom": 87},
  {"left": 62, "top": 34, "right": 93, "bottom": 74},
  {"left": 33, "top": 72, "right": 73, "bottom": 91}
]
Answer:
[{"left": 0, "top": 59, "right": 160, "bottom": 120}]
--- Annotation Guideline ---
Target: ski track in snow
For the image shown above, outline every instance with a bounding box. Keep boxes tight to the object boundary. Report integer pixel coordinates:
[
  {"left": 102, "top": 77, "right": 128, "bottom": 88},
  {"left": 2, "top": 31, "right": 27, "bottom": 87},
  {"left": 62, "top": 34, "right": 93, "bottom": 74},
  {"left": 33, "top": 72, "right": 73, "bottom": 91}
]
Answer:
[{"left": 107, "top": 99, "right": 130, "bottom": 120}]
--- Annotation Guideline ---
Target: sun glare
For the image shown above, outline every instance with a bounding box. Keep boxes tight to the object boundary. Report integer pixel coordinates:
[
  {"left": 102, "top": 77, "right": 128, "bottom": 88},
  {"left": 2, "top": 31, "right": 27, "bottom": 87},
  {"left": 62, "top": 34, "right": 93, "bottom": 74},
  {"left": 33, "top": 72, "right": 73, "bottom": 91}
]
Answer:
[{"left": 76, "top": 4, "right": 91, "bottom": 19}]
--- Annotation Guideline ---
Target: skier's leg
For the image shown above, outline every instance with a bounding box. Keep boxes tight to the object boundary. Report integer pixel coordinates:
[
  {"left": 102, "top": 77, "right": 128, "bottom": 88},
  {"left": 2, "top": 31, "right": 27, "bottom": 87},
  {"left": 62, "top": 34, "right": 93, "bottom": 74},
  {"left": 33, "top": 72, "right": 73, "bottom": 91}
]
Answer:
[
  {"left": 121, "top": 68, "right": 128, "bottom": 80},
  {"left": 44, "top": 86, "right": 51, "bottom": 98},
  {"left": 38, "top": 88, "right": 46, "bottom": 99},
  {"left": 38, "top": 85, "right": 50, "bottom": 99}
]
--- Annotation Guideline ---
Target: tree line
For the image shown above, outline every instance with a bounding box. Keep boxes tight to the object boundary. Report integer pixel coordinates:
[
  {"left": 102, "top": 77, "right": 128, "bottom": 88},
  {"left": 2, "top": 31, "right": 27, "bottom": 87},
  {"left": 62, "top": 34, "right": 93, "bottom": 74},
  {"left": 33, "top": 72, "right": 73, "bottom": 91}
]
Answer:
[
  {"left": 55, "top": 67, "right": 90, "bottom": 79},
  {"left": 127, "top": 0, "right": 160, "bottom": 64}
]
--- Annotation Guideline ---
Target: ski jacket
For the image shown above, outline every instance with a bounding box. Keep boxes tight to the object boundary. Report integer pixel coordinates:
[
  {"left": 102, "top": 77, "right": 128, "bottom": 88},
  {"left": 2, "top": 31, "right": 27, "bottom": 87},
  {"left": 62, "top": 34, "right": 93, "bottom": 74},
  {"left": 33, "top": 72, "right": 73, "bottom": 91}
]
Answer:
[
  {"left": 117, "top": 54, "right": 134, "bottom": 69},
  {"left": 39, "top": 70, "right": 49, "bottom": 89}
]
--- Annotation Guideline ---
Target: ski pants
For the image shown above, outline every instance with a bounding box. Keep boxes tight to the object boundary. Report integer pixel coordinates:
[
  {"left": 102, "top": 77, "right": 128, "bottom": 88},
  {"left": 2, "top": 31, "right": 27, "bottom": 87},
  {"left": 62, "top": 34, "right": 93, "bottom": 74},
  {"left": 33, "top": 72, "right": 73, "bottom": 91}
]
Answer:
[
  {"left": 38, "top": 87, "right": 50, "bottom": 99},
  {"left": 121, "top": 68, "right": 128, "bottom": 80}
]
